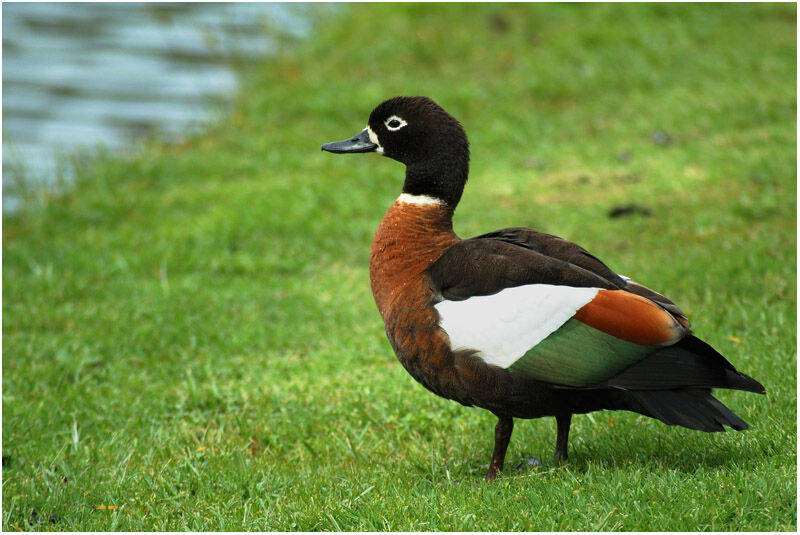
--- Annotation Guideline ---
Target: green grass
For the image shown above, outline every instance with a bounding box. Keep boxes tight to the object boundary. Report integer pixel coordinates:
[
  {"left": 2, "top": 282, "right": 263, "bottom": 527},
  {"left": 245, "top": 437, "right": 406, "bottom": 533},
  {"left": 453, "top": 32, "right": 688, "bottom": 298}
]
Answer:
[{"left": 3, "top": 3, "right": 796, "bottom": 531}]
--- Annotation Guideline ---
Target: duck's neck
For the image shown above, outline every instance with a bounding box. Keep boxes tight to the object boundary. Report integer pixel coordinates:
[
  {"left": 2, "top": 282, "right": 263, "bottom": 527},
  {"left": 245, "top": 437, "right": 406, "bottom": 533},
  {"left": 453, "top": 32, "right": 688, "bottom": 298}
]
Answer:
[
  {"left": 369, "top": 195, "right": 459, "bottom": 319},
  {"left": 402, "top": 155, "right": 468, "bottom": 207}
]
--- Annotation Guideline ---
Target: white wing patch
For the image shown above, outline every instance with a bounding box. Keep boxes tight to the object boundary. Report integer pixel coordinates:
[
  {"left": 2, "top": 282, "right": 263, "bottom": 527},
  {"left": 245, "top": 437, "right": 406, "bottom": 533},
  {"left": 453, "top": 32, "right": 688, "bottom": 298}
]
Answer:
[{"left": 434, "top": 284, "right": 600, "bottom": 368}]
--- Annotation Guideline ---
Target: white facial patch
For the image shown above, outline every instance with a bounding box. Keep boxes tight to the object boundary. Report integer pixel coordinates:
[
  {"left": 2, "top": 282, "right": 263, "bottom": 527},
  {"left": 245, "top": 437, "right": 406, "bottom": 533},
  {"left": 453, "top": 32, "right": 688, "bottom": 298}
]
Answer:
[
  {"left": 435, "top": 284, "right": 600, "bottom": 368},
  {"left": 384, "top": 115, "right": 407, "bottom": 131},
  {"left": 396, "top": 193, "right": 445, "bottom": 206},
  {"left": 366, "top": 125, "right": 384, "bottom": 154}
]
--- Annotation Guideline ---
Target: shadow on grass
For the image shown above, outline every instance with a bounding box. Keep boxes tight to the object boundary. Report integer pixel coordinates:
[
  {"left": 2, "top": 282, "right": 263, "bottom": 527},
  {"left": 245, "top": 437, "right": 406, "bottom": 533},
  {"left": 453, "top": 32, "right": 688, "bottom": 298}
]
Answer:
[{"left": 411, "top": 419, "right": 767, "bottom": 485}]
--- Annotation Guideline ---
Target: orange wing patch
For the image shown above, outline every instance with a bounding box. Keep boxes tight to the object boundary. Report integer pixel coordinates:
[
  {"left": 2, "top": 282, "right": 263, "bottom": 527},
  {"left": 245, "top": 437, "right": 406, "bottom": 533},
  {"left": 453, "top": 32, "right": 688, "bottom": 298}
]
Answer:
[{"left": 574, "top": 289, "right": 685, "bottom": 346}]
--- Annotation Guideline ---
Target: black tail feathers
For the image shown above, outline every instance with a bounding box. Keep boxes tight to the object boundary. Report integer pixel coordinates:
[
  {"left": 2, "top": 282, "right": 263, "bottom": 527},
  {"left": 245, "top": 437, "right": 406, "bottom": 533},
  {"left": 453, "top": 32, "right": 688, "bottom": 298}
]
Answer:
[
  {"left": 606, "top": 334, "right": 762, "bottom": 432},
  {"left": 608, "top": 334, "right": 765, "bottom": 394},
  {"left": 629, "top": 389, "right": 749, "bottom": 432}
]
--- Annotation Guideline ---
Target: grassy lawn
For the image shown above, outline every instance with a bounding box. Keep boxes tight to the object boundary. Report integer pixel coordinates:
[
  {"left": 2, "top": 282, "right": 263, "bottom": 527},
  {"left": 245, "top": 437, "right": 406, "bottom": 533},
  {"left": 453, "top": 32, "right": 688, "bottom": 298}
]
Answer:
[{"left": 2, "top": 3, "right": 796, "bottom": 530}]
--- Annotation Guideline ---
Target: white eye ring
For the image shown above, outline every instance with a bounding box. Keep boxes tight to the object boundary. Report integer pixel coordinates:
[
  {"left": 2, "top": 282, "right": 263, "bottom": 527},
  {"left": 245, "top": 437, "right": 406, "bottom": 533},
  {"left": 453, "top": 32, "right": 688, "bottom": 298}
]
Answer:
[{"left": 384, "top": 115, "right": 407, "bottom": 131}]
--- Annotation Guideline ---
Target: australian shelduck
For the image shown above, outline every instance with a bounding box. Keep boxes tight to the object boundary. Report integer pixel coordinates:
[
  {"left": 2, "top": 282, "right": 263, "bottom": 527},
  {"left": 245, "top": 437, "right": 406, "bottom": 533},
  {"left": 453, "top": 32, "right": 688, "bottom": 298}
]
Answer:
[{"left": 322, "top": 96, "right": 765, "bottom": 481}]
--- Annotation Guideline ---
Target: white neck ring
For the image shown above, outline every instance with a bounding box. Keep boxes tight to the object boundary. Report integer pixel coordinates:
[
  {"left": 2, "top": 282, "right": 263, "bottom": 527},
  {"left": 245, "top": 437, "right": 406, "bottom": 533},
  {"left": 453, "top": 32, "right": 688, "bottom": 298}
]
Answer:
[{"left": 396, "top": 193, "right": 446, "bottom": 206}]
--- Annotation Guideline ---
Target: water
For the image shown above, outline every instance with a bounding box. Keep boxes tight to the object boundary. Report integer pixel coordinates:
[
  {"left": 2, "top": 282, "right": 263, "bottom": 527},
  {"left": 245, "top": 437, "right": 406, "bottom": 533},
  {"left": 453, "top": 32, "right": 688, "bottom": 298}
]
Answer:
[{"left": 2, "top": 2, "right": 311, "bottom": 212}]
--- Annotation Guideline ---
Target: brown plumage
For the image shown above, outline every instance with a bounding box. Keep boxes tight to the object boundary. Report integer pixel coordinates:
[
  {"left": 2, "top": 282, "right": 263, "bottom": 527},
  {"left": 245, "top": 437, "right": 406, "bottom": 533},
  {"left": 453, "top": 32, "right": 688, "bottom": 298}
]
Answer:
[{"left": 369, "top": 200, "right": 463, "bottom": 400}]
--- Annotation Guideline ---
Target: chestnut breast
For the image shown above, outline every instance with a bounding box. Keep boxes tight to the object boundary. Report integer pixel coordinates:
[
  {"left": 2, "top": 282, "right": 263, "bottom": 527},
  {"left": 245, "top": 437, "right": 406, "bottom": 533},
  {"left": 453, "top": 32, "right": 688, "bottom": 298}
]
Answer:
[{"left": 369, "top": 199, "right": 461, "bottom": 391}]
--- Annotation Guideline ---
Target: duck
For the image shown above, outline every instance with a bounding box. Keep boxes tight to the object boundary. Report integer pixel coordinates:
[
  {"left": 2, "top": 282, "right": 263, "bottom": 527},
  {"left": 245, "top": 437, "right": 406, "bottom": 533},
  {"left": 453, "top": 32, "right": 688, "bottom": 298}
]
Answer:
[{"left": 321, "top": 96, "right": 765, "bottom": 481}]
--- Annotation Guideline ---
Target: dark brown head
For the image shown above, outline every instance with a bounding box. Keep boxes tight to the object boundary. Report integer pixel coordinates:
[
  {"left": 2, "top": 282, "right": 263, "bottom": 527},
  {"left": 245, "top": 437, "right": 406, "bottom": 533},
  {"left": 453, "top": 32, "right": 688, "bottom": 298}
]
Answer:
[{"left": 322, "top": 96, "right": 470, "bottom": 207}]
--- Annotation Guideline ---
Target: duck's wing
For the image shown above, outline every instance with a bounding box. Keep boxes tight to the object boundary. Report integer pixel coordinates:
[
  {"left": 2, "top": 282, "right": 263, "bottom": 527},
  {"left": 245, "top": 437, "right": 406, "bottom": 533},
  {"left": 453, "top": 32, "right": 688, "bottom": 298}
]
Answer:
[
  {"left": 470, "top": 227, "right": 627, "bottom": 287},
  {"left": 468, "top": 227, "right": 690, "bottom": 325},
  {"left": 428, "top": 232, "right": 761, "bottom": 393},
  {"left": 429, "top": 232, "right": 622, "bottom": 301}
]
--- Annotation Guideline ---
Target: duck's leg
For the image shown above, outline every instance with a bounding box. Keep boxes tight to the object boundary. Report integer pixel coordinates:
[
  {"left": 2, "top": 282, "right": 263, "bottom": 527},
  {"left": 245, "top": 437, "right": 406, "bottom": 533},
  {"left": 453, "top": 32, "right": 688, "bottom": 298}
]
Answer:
[
  {"left": 553, "top": 413, "right": 572, "bottom": 463},
  {"left": 486, "top": 415, "right": 514, "bottom": 481}
]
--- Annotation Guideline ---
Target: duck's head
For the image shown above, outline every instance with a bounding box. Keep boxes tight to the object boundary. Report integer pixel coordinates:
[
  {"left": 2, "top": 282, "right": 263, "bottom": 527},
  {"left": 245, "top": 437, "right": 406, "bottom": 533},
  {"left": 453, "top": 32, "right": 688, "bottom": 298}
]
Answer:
[{"left": 322, "top": 96, "right": 470, "bottom": 206}]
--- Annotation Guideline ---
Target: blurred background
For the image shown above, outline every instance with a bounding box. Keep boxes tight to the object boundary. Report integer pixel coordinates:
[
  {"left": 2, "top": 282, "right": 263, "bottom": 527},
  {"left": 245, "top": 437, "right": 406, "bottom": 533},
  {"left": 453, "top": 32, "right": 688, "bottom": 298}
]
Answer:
[{"left": 2, "top": 2, "right": 312, "bottom": 212}]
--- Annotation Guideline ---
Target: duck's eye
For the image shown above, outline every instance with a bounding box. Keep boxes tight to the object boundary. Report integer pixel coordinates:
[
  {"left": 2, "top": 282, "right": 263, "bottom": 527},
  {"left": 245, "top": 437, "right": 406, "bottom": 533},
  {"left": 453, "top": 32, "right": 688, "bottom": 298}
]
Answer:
[{"left": 384, "top": 115, "right": 407, "bottom": 131}]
